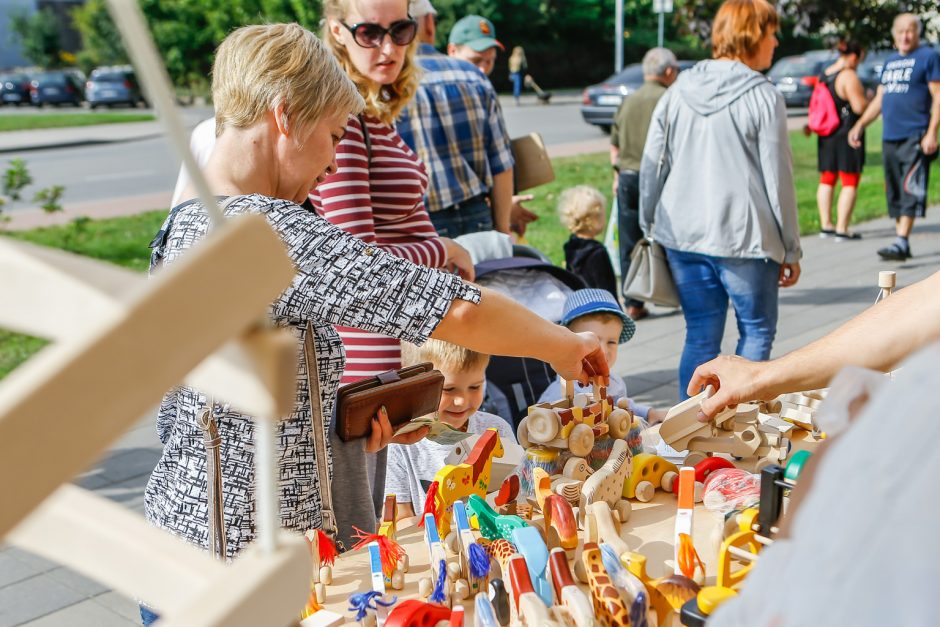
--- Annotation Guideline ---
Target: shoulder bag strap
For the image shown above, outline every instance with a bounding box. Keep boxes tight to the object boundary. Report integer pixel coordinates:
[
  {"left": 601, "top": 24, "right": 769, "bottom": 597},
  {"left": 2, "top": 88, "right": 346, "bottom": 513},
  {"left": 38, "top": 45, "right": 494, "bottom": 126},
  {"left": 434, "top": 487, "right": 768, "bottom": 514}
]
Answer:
[{"left": 303, "top": 320, "right": 345, "bottom": 550}]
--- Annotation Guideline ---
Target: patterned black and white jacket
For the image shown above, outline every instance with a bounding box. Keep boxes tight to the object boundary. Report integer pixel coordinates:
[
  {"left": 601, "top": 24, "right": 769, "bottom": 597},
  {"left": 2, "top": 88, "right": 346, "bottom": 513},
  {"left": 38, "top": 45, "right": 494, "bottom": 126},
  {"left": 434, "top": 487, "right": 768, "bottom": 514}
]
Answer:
[{"left": 145, "top": 194, "right": 480, "bottom": 558}]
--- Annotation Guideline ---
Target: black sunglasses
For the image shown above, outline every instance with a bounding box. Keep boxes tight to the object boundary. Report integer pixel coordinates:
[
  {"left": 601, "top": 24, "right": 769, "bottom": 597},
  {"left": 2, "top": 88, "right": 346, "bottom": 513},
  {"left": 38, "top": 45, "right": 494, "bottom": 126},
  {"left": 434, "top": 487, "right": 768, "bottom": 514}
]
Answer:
[{"left": 342, "top": 18, "right": 418, "bottom": 48}]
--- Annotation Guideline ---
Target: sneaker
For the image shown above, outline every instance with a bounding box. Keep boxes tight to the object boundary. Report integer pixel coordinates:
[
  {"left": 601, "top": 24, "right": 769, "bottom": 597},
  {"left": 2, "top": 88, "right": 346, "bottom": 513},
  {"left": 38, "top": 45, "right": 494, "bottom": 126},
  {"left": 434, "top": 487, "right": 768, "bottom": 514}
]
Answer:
[
  {"left": 819, "top": 228, "right": 836, "bottom": 238},
  {"left": 834, "top": 231, "right": 862, "bottom": 241},
  {"left": 626, "top": 305, "right": 650, "bottom": 321},
  {"left": 877, "top": 242, "right": 911, "bottom": 261}
]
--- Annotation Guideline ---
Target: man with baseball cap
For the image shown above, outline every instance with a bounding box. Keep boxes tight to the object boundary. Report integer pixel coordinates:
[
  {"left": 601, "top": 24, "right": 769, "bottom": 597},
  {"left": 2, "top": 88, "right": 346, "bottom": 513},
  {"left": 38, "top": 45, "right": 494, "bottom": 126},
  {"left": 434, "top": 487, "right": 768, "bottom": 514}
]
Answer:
[
  {"left": 447, "top": 15, "right": 504, "bottom": 77},
  {"left": 399, "top": 2, "right": 523, "bottom": 237}
]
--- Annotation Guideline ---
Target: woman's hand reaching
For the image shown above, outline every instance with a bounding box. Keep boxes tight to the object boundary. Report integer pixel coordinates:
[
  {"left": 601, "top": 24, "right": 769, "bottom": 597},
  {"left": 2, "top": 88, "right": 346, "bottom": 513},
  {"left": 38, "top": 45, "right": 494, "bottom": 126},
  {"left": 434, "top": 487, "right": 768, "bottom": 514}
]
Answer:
[
  {"left": 440, "top": 237, "right": 475, "bottom": 281},
  {"left": 365, "top": 406, "right": 429, "bottom": 453},
  {"left": 548, "top": 331, "right": 610, "bottom": 387}
]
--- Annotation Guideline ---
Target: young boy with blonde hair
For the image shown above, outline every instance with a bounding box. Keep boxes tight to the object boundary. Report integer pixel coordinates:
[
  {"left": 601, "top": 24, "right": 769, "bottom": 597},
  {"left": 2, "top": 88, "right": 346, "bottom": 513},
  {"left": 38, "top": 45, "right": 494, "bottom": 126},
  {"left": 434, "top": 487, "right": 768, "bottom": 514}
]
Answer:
[
  {"left": 559, "top": 185, "right": 618, "bottom": 300},
  {"left": 538, "top": 289, "right": 666, "bottom": 424},
  {"left": 386, "top": 339, "right": 516, "bottom": 518}
]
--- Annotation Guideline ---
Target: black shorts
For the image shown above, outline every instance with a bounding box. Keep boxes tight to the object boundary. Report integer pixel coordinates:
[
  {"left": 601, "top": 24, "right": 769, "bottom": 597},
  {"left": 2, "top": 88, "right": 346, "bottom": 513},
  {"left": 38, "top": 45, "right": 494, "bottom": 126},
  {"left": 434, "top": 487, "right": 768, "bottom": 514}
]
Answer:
[{"left": 883, "top": 135, "right": 937, "bottom": 219}]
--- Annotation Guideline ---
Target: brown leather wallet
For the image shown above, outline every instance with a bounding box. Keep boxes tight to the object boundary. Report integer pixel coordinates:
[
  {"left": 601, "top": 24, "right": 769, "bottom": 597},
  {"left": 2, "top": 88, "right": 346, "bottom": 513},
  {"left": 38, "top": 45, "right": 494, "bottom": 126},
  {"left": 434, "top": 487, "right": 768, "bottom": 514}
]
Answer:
[{"left": 334, "top": 363, "right": 444, "bottom": 442}]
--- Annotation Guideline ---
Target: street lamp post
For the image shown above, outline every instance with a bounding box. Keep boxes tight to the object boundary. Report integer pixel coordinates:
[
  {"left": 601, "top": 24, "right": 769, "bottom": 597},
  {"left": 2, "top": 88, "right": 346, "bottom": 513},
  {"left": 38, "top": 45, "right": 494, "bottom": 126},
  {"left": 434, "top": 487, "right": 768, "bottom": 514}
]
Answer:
[
  {"left": 653, "top": 0, "right": 674, "bottom": 48},
  {"left": 615, "top": 0, "right": 624, "bottom": 72}
]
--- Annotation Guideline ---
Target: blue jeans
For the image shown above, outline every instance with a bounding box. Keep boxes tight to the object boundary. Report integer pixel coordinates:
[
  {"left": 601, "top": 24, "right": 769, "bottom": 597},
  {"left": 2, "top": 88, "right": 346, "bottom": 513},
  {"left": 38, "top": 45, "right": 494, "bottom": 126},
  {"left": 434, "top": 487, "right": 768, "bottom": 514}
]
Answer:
[
  {"left": 140, "top": 605, "right": 159, "bottom": 625},
  {"left": 429, "top": 196, "right": 493, "bottom": 237},
  {"left": 510, "top": 72, "right": 523, "bottom": 101},
  {"left": 666, "top": 248, "right": 780, "bottom": 400}
]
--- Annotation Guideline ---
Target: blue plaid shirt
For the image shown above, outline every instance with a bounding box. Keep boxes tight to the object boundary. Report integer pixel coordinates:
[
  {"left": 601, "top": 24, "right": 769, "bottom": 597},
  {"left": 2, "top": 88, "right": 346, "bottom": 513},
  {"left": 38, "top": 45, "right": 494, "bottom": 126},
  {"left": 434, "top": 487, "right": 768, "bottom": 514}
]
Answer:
[{"left": 397, "top": 46, "right": 514, "bottom": 213}]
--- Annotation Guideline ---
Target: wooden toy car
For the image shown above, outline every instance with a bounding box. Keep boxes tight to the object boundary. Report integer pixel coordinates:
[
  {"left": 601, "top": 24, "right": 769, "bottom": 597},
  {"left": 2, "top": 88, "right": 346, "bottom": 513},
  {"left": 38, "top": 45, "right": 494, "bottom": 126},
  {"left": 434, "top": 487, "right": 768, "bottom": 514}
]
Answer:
[
  {"left": 659, "top": 388, "right": 789, "bottom": 471},
  {"left": 517, "top": 380, "right": 633, "bottom": 457}
]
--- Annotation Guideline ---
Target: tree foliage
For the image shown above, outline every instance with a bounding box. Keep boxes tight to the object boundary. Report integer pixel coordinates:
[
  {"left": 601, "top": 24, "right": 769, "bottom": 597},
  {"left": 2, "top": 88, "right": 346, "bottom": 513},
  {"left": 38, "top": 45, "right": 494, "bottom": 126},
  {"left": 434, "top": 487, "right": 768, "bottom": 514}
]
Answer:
[
  {"left": 679, "top": 0, "right": 939, "bottom": 51},
  {"left": 71, "top": 0, "right": 127, "bottom": 73},
  {"left": 9, "top": 8, "right": 63, "bottom": 69}
]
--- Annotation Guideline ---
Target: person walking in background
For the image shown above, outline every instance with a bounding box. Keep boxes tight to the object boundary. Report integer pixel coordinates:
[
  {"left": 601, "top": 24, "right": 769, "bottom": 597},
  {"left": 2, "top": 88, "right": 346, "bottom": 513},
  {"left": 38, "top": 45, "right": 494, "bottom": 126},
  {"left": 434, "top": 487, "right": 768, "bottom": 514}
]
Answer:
[
  {"left": 508, "top": 46, "right": 527, "bottom": 105},
  {"left": 314, "top": 0, "right": 475, "bottom": 543},
  {"left": 611, "top": 47, "right": 679, "bottom": 321},
  {"left": 397, "top": 6, "right": 519, "bottom": 237},
  {"left": 559, "top": 185, "right": 619, "bottom": 299},
  {"left": 639, "top": 0, "right": 801, "bottom": 399},
  {"left": 814, "top": 40, "right": 869, "bottom": 241},
  {"left": 848, "top": 13, "right": 940, "bottom": 261}
]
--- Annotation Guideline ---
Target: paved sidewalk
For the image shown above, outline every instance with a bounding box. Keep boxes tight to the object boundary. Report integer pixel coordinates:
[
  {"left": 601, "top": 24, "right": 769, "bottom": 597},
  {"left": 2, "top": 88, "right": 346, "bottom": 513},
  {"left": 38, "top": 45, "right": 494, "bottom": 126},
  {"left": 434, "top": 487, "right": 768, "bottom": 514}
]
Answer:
[
  {"left": 1, "top": 208, "right": 938, "bottom": 625},
  {"left": 0, "top": 107, "right": 212, "bottom": 155}
]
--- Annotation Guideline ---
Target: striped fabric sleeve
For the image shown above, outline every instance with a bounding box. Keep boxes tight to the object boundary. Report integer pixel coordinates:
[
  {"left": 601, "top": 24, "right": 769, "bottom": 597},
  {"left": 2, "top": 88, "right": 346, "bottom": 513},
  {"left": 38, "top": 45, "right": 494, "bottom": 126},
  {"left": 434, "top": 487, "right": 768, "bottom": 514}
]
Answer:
[{"left": 314, "top": 117, "right": 447, "bottom": 268}]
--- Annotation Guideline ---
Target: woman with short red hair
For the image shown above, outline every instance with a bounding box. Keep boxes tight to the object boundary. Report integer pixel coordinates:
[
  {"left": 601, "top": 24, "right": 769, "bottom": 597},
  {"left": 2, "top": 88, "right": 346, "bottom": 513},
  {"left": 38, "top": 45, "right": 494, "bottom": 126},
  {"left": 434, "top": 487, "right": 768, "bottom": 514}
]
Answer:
[{"left": 639, "top": 0, "right": 802, "bottom": 399}]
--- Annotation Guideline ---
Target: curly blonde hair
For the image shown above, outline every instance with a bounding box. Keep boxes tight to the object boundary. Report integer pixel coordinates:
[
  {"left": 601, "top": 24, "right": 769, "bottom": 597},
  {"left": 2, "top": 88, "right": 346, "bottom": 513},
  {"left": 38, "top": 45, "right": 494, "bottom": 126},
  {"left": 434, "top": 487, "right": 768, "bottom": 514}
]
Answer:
[
  {"left": 321, "top": 0, "right": 420, "bottom": 125},
  {"left": 558, "top": 185, "right": 607, "bottom": 238}
]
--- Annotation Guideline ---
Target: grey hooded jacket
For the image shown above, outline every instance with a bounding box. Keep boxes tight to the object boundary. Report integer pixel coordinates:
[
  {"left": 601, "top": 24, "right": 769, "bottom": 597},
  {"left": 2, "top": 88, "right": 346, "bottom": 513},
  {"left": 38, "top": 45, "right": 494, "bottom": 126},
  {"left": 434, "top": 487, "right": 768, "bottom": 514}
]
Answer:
[{"left": 639, "top": 60, "right": 802, "bottom": 264}]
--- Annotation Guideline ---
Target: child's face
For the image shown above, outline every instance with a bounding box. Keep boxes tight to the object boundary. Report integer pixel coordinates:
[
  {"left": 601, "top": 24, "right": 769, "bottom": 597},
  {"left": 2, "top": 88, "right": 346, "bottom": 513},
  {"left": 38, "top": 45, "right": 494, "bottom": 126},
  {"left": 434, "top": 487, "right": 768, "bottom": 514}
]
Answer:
[
  {"left": 569, "top": 316, "right": 622, "bottom": 369},
  {"left": 436, "top": 361, "right": 487, "bottom": 430}
]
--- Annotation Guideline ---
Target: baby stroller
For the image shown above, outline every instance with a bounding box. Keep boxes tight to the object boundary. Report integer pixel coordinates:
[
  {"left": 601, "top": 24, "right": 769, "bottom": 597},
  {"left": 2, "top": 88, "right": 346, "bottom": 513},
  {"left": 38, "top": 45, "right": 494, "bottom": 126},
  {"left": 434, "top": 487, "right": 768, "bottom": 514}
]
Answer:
[{"left": 475, "top": 250, "right": 586, "bottom": 429}]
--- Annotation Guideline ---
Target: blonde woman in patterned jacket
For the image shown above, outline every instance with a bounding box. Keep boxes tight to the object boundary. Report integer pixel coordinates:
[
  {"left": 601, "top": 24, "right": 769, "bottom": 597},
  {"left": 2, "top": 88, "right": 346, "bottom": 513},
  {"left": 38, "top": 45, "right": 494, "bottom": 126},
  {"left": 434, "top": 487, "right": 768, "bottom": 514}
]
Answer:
[{"left": 143, "top": 23, "right": 606, "bottom": 619}]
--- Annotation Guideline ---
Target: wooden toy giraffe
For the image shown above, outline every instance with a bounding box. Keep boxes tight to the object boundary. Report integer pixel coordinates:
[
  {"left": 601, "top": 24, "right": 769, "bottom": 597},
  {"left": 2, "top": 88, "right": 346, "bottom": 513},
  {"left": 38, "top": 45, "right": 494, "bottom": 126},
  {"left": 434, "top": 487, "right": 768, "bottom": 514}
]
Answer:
[
  {"left": 425, "top": 430, "right": 504, "bottom": 537},
  {"left": 581, "top": 542, "right": 631, "bottom": 626}
]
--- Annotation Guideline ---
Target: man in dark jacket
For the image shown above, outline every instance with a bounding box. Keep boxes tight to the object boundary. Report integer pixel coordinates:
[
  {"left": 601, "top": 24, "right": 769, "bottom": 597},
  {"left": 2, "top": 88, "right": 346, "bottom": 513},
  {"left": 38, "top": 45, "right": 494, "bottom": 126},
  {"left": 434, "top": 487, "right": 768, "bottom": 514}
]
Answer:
[{"left": 611, "top": 47, "right": 678, "bottom": 319}]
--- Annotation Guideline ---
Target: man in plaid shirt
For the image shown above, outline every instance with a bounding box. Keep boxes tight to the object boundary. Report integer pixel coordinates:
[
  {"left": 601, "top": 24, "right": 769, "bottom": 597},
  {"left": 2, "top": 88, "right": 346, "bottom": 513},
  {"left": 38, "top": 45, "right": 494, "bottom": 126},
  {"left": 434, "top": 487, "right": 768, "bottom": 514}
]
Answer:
[{"left": 398, "top": 3, "right": 518, "bottom": 237}]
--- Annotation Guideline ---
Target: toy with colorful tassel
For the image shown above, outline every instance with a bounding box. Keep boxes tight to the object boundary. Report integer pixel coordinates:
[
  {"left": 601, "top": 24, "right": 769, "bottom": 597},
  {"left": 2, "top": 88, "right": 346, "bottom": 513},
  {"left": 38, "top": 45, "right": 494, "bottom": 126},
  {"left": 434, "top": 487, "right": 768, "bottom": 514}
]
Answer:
[{"left": 453, "top": 500, "right": 491, "bottom": 597}]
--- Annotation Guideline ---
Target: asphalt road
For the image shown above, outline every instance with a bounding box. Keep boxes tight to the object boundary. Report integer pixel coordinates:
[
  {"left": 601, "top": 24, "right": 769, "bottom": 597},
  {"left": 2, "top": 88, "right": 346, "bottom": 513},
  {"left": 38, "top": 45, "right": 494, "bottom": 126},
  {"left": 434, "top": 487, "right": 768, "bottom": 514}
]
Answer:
[{"left": 4, "top": 98, "right": 604, "bottom": 211}]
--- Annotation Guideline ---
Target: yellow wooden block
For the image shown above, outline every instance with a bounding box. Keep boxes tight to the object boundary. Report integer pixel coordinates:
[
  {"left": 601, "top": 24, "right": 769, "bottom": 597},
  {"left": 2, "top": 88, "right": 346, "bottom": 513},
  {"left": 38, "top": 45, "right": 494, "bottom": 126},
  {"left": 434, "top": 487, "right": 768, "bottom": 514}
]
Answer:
[{"left": 697, "top": 586, "right": 738, "bottom": 615}]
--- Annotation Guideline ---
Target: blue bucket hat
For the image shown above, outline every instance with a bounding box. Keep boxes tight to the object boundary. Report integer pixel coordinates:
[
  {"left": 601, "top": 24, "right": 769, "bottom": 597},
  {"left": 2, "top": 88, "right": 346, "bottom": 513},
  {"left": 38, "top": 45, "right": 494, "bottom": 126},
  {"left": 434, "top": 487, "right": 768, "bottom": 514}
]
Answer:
[{"left": 560, "top": 289, "right": 636, "bottom": 344}]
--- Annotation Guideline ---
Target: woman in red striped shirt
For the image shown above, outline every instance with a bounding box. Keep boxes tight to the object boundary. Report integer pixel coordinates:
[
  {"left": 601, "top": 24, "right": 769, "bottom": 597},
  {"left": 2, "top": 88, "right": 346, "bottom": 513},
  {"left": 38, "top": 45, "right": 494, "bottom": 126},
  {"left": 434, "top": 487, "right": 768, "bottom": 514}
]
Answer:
[{"left": 313, "top": 0, "right": 474, "bottom": 540}]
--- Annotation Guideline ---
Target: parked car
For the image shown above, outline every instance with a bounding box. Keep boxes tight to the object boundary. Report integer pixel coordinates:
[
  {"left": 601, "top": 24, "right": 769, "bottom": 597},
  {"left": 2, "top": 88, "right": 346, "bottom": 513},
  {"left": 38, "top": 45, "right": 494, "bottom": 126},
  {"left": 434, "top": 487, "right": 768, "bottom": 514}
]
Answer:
[
  {"left": 0, "top": 73, "right": 32, "bottom": 106},
  {"left": 857, "top": 49, "right": 892, "bottom": 99},
  {"left": 29, "top": 71, "right": 84, "bottom": 107},
  {"left": 580, "top": 60, "right": 695, "bottom": 132},
  {"left": 86, "top": 66, "right": 145, "bottom": 108},
  {"left": 767, "top": 52, "right": 837, "bottom": 107}
]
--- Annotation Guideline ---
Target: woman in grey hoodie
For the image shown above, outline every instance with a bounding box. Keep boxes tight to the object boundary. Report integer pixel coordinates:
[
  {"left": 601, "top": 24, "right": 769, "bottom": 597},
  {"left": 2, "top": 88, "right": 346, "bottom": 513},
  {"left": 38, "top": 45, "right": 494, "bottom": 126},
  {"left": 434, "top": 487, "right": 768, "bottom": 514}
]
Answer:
[{"left": 639, "top": 0, "right": 802, "bottom": 398}]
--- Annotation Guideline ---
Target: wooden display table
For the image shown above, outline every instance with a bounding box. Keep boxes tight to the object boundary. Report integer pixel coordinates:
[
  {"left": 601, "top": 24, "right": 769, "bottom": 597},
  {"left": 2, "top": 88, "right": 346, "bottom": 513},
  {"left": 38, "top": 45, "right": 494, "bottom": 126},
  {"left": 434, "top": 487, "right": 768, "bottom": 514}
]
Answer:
[{"left": 318, "top": 493, "right": 723, "bottom": 624}]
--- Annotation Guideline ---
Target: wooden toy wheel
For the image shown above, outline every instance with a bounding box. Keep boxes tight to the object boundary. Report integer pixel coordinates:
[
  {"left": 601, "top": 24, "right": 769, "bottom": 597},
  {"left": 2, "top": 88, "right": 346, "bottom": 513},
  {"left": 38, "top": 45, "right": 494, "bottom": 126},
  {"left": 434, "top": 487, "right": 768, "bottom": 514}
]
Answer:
[
  {"left": 685, "top": 451, "right": 708, "bottom": 466},
  {"left": 526, "top": 407, "right": 559, "bottom": 443},
  {"left": 607, "top": 408, "right": 632, "bottom": 439},
  {"left": 517, "top": 417, "right": 531, "bottom": 448},
  {"left": 634, "top": 480, "right": 655, "bottom": 502},
  {"left": 568, "top": 423, "right": 594, "bottom": 457}
]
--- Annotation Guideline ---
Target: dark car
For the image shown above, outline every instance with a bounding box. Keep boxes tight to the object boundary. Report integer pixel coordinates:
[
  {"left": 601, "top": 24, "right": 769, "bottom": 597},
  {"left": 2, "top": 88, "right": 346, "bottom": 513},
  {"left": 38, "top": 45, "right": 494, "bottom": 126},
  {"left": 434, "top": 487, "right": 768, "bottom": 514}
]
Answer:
[
  {"left": 857, "top": 49, "right": 893, "bottom": 99},
  {"left": 0, "top": 73, "right": 32, "bottom": 106},
  {"left": 86, "top": 66, "right": 145, "bottom": 108},
  {"left": 767, "top": 52, "right": 837, "bottom": 108},
  {"left": 29, "top": 71, "right": 84, "bottom": 107},
  {"left": 581, "top": 60, "right": 695, "bottom": 132}
]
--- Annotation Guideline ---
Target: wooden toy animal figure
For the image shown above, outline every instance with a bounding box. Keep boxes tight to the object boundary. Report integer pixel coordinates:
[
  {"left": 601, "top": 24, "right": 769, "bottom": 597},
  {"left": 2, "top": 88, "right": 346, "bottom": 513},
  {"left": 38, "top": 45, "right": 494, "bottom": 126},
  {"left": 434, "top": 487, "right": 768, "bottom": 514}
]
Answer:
[
  {"left": 467, "top": 494, "right": 529, "bottom": 542},
  {"left": 423, "top": 430, "right": 504, "bottom": 538},
  {"left": 581, "top": 542, "right": 631, "bottom": 626},
  {"left": 579, "top": 438, "right": 632, "bottom": 525}
]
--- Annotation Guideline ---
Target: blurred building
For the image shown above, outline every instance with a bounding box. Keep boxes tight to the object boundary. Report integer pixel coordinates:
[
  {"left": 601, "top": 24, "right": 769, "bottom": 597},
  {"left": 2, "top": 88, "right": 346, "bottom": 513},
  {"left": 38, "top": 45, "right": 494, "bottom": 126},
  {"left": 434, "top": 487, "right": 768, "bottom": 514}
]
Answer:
[{"left": 0, "top": 0, "right": 84, "bottom": 70}]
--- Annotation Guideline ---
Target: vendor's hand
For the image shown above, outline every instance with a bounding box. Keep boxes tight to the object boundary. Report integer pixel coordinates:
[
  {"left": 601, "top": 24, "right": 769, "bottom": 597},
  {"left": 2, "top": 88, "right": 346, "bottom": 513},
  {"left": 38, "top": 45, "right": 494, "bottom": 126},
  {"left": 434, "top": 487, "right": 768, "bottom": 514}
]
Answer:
[
  {"left": 365, "top": 406, "right": 429, "bottom": 453},
  {"left": 779, "top": 262, "right": 800, "bottom": 288},
  {"left": 549, "top": 331, "right": 609, "bottom": 387},
  {"left": 847, "top": 124, "right": 864, "bottom": 149},
  {"left": 921, "top": 132, "right": 938, "bottom": 156},
  {"left": 510, "top": 194, "right": 537, "bottom": 236},
  {"left": 440, "top": 237, "right": 475, "bottom": 282},
  {"left": 688, "top": 355, "right": 775, "bottom": 421}
]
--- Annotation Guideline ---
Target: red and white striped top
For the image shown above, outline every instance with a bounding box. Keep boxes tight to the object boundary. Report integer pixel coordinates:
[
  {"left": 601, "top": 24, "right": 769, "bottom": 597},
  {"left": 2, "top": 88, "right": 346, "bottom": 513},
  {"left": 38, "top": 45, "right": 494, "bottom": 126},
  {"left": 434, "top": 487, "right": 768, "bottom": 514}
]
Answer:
[{"left": 309, "top": 114, "right": 448, "bottom": 384}]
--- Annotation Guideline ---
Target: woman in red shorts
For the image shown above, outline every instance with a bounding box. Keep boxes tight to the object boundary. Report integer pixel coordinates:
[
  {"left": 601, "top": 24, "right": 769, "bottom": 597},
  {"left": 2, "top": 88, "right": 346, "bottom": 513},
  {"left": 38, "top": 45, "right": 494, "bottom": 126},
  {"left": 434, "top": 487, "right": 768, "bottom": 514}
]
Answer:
[{"left": 816, "top": 40, "right": 869, "bottom": 240}]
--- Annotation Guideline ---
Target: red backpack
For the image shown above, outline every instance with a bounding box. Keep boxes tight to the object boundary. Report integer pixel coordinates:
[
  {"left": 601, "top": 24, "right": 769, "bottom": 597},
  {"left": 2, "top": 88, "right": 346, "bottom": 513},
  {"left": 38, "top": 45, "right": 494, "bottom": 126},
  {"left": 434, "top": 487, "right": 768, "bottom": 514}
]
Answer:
[{"left": 807, "top": 77, "right": 840, "bottom": 136}]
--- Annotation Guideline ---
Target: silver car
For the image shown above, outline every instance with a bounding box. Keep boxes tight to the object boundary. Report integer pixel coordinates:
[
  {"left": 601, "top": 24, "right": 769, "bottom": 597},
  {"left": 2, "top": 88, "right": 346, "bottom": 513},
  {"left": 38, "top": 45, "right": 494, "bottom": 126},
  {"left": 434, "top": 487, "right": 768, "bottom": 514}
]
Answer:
[{"left": 86, "top": 66, "right": 145, "bottom": 109}]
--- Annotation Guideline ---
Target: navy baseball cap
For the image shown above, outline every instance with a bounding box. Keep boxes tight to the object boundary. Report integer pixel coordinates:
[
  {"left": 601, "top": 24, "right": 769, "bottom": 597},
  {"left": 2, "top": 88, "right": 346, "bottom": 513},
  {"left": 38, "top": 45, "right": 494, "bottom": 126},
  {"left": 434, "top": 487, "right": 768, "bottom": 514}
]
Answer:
[{"left": 560, "top": 289, "right": 636, "bottom": 344}]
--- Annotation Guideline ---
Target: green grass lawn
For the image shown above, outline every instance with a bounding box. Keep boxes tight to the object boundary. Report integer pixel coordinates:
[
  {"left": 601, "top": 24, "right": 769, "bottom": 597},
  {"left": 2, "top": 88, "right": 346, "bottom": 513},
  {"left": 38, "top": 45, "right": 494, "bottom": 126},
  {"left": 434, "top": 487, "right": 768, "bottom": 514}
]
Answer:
[
  {"left": 0, "top": 112, "right": 155, "bottom": 132},
  {"left": 0, "top": 210, "right": 166, "bottom": 378},
  {"left": 1, "top": 124, "right": 938, "bottom": 378},
  {"left": 523, "top": 120, "right": 940, "bottom": 266}
]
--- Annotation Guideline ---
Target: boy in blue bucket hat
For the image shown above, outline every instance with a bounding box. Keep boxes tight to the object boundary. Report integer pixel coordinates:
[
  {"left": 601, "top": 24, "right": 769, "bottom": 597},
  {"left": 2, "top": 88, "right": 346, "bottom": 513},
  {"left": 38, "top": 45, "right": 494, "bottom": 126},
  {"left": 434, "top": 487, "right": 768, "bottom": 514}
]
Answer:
[{"left": 538, "top": 289, "right": 666, "bottom": 427}]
